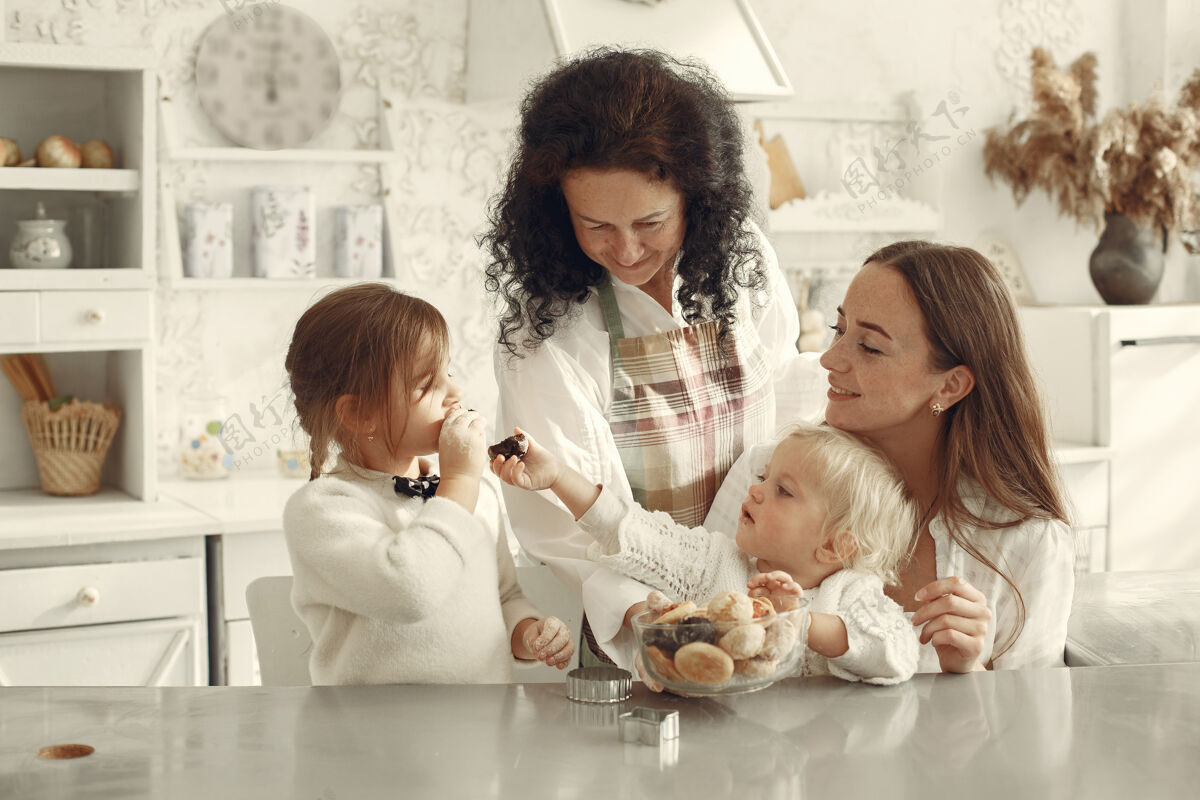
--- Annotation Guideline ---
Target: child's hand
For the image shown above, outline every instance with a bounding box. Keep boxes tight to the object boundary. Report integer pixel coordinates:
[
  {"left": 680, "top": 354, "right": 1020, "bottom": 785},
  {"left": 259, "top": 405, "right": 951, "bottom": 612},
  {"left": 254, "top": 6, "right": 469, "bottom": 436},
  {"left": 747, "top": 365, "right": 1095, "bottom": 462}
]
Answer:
[
  {"left": 490, "top": 427, "right": 561, "bottom": 491},
  {"left": 748, "top": 570, "right": 804, "bottom": 611},
  {"left": 438, "top": 405, "right": 486, "bottom": 479},
  {"left": 520, "top": 616, "right": 575, "bottom": 669}
]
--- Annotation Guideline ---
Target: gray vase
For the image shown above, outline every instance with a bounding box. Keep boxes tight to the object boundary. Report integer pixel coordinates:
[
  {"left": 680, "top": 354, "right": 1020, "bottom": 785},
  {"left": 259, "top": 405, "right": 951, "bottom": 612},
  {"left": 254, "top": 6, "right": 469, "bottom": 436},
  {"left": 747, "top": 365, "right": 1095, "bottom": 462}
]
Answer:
[{"left": 1088, "top": 212, "right": 1165, "bottom": 305}]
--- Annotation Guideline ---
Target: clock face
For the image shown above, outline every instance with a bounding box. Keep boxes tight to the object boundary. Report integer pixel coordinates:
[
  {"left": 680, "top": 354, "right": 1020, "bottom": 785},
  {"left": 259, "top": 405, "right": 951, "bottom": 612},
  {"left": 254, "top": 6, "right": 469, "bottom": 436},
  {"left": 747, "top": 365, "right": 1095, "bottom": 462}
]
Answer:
[{"left": 195, "top": 6, "right": 341, "bottom": 150}]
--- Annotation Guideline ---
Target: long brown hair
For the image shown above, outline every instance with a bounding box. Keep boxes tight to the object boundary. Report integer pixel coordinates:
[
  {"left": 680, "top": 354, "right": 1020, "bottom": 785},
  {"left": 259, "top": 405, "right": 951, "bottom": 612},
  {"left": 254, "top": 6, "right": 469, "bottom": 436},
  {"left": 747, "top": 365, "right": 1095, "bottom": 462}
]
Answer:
[
  {"left": 866, "top": 241, "right": 1069, "bottom": 658},
  {"left": 481, "top": 47, "right": 765, "bottom": 356},
  {"left": 284, "top": 283, "right": 449, "bottom": 479}
]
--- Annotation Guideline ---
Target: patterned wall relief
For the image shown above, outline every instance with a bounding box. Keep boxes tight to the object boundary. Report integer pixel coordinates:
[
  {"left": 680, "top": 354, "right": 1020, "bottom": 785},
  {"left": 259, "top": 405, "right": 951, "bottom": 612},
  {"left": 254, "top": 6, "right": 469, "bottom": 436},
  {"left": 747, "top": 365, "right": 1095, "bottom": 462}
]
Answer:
[{"left": 995, "top": 0, "right": 1084, "bottom": 97}]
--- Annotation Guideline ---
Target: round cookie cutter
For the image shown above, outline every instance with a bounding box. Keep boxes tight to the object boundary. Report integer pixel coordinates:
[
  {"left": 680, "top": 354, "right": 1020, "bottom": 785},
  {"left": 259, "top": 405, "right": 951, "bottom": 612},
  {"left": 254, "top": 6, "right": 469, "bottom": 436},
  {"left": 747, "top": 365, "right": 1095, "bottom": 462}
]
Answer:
[{"left": 566, "top": 666, "right": 633, "bottom": 703}]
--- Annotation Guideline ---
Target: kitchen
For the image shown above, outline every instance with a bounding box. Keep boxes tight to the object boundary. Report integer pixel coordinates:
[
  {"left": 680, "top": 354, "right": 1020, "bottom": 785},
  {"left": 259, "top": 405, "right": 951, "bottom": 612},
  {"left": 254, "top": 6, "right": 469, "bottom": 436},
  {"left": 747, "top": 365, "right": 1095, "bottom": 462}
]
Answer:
[{"left": 1, "top": 0, "right": 1199, "bottom": 796}]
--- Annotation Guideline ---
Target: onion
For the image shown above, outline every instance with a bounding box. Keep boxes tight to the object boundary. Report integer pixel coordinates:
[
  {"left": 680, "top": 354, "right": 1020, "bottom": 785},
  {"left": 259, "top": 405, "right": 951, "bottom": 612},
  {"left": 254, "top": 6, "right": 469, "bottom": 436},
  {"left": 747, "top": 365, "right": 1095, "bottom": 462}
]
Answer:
[
  {"left": 0, "top": 137, "right": 19, "bottom": 166},
  {"left": 35, "top": 135, "right": 81, "bottom": 168},
  {"left": 80, "top": 139, "right": 114, "bottom": 169}
]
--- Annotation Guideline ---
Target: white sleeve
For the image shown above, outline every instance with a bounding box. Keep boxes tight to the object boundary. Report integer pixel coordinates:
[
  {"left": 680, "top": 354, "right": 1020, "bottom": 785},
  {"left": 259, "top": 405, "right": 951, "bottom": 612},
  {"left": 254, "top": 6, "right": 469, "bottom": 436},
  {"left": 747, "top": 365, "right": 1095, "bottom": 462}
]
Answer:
[
  {"left": 819, "top": 570, "right": 919, "bottom": 685},
  {"left": 283, "top": 488, "right": 490, "bottom": 624},
  {"left": 748, "top": 223, "right": 828, "bottom": 426},
  {"left": 494, "top": 336, "right": 652, "bottom": 667},
  {"left": 578, "top": 486, "right": 754, "bottom": 603},
  {"left": 989, "top": 518, "right": 1075, "bottom": 669}
]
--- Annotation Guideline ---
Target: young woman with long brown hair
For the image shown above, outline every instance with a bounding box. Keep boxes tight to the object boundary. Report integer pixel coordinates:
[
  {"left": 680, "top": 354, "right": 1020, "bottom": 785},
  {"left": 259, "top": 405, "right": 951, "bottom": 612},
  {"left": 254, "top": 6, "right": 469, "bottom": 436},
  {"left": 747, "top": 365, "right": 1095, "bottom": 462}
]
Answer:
[{"left": 709, "top": 241, "right": 1075, "bottom": 671}]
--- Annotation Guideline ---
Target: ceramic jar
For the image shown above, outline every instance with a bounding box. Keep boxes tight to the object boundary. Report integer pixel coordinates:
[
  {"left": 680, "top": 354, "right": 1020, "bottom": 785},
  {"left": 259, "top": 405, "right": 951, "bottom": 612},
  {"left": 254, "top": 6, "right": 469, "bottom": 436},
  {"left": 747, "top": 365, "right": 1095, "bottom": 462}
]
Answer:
[{"left": 9, "top": 203, "right": 73, "bottom": 269}]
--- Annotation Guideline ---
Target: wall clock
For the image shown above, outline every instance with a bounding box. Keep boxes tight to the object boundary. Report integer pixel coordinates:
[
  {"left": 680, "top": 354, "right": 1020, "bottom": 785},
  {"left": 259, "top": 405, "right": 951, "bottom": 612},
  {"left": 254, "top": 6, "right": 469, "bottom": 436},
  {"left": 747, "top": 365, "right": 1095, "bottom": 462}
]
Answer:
[{"left": 195, "top": 6, "right": 341, "bottom": 150}]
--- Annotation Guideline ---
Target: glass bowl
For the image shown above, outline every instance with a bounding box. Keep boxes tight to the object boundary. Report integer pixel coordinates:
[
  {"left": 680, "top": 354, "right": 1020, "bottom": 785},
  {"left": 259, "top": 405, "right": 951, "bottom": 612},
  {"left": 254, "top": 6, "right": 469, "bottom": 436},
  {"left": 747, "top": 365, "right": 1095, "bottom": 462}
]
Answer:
[{"left": 631, "top": 601, "right": 809, "bottom": 696}]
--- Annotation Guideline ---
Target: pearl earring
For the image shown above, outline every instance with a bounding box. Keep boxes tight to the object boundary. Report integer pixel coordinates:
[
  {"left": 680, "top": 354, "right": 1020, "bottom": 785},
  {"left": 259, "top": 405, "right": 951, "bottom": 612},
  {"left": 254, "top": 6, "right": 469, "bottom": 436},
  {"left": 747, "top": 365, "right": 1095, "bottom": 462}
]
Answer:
[
  {"left": 367, "top": 432, "right": 375, "bottom": 442},
  {"left": 931, "top": 403, "right": 943, "bottom": 417}
]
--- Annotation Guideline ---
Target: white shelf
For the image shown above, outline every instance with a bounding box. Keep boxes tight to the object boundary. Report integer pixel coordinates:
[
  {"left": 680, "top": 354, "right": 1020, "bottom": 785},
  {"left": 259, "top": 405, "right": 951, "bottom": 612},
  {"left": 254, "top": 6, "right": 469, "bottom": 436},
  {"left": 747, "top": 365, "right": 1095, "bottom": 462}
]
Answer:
[
  {"left": 0, "top": 42, "right": 156, "bottom": 71},
  {"left": 167, "top": 147, "right": 394, "bottom": 164},
  {"left": 769, "top": 192, "right": 943, "bottom": 234},
  {"left": 0, "top": 268, "right": 152, "bottom": 291},
  {"left": 0, "top": 167, "right": 140, "bottom": 192},
  {"left": 160, "top": 276, "right": 403, "bottom": 291},
  {"left": 1053, "top": 442, "right": 1113, "bottom": 465}
]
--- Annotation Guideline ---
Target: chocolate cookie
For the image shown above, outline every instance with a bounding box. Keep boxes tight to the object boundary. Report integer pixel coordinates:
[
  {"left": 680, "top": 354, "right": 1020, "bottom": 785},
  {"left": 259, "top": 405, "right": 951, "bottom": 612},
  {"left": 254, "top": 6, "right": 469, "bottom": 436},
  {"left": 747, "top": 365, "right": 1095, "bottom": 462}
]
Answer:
[{"left": 487, "top": 432, "right": 528, "bottom": 460}]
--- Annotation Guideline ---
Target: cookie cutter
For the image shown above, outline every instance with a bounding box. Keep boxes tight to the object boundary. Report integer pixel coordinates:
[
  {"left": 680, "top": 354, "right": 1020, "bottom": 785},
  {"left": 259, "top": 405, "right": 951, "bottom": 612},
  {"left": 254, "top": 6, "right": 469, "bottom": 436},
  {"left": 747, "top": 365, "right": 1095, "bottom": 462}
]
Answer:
[
  {"left": 617, "top": 707, "right": 680, "bottom": 746},
  {"left": 566, "top": 666, "right": 633, "bottom": 704}
]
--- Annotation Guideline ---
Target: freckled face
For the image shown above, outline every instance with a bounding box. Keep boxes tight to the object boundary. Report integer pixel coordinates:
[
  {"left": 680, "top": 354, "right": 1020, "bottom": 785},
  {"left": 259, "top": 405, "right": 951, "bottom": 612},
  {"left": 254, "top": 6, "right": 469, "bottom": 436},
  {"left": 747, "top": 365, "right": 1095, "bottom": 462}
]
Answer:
[
  {"left": 560, "top": 167, "right": 686, "bottom": 296},
  {"left": 818, "top": 263, "right": 945, "bottom": 446}
]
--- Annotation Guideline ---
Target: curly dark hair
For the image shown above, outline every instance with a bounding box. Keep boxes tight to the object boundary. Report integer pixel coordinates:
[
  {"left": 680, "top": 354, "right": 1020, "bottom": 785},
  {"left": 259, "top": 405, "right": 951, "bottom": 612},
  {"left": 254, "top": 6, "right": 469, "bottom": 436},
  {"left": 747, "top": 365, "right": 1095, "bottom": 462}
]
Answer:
[{"left": 481, "top": 47, "right": 767, "bottom": 357}]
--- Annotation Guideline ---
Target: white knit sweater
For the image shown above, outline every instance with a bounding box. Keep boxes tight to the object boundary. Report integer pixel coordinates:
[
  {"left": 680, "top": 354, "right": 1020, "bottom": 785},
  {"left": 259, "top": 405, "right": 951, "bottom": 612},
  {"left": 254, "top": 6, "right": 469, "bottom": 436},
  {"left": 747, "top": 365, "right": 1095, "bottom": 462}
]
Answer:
[
  {"left": 578, "top": 487, "right": 917, "bottom": 684},
  {"left": 282, "top": 458, "right": 541, "bottom": 685}
]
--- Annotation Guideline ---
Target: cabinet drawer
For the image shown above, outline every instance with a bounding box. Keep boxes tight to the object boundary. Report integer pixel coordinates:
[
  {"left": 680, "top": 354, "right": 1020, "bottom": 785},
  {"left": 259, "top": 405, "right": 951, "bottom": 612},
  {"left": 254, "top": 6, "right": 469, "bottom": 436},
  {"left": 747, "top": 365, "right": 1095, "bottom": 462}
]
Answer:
[
  {"left": 39, "top": 290, "right": 150, "bottom": 343},
  {"left": 0, "top": 557, "right": 203, "bottom": 634},
  {"left": 0, "top": 292, "right": 39, "bottom": 345}
]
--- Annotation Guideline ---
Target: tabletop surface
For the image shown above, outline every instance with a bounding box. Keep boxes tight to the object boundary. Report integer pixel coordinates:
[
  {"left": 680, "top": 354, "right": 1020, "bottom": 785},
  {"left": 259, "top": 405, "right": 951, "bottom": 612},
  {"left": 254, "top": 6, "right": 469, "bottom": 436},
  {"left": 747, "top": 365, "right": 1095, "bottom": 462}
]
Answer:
[{"left": 3, "top": 663, "right": 1198, "bottom": 800}]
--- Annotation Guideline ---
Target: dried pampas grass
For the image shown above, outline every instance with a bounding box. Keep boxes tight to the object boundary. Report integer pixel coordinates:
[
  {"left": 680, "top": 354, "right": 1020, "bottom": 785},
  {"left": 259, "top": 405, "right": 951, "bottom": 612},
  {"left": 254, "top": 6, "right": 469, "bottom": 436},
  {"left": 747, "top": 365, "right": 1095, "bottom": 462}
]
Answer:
[{"left": 985, "top": 47, "right": 1200, "bottom": 236}]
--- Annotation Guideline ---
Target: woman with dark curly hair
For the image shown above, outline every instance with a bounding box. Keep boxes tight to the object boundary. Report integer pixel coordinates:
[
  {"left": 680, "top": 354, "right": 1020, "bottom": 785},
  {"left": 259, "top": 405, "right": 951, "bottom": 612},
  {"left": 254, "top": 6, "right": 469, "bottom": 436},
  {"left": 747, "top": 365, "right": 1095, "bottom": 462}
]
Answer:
[{"left": 481, "top": 48, "right": 818, "bottom": 667}]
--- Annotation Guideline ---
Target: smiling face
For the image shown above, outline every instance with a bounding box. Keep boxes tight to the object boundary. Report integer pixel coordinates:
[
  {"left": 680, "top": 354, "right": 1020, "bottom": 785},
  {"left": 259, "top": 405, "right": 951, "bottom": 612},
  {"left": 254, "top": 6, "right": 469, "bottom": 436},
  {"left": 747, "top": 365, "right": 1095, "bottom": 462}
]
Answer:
[
  {"left": 560, "top": 167, "right": 687, "bottom": 308},
  {"left": 735, "top": 436, "right": 839, "bottom": 588},
  {"left": 818, "top": 263, "right": 948, "bottom": 449}
]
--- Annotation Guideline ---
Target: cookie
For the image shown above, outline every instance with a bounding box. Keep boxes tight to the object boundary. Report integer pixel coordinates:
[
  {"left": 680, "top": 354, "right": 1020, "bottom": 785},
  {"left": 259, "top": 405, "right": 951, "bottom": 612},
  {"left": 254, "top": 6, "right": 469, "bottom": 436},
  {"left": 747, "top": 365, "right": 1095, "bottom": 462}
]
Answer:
[
  {"left": 706, "top": 591, "right": 754, "bottom": 624},
  {"left": 674, "top": 642, "right": 735, "bottom": 686},
  {"left": 487, "top": 433, "right": 528, "bottom": 460},
  {"left": 645, "top": 590, "right": 673, "bottom": 615},
  {"left": 718, "top": 623, "right": 766, "bottom": 660},
  {"left": 759, "top": 617, "right": 798, "bottom": 661},
  {"left": 653, "top": 601, "right": 697, "bottom": 625},
  {"left": 734, "top": 657, "right": 778, "bottom": 679},
  {"left": 645, "top": 645, "right": 685, "bottom": 683}
]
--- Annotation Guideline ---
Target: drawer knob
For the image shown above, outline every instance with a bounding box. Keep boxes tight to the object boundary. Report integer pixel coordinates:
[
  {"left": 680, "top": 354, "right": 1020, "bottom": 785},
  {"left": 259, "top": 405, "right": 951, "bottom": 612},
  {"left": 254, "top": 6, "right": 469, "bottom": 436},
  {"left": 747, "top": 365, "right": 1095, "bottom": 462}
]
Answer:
[
  {"left": 84, "top": 309, "right": 105, "bottom": 325},
  {"left": 76, "top": 586, "right": 100, "bottom": 607}
]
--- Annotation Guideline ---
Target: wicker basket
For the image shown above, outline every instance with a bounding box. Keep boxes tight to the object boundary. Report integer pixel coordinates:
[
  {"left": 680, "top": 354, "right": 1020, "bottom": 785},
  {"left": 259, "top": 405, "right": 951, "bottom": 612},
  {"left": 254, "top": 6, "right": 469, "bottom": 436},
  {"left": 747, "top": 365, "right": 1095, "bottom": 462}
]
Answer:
[{"left": 21, "top": 400, "right": 122, "bottom": 496}]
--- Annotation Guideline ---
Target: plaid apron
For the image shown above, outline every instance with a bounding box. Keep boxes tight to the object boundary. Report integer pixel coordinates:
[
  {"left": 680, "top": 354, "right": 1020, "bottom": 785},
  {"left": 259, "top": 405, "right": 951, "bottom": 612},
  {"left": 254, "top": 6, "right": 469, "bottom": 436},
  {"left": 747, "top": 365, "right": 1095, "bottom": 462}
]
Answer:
[{"left": 581, "top": 277, "right": 774, "bottom": 663}]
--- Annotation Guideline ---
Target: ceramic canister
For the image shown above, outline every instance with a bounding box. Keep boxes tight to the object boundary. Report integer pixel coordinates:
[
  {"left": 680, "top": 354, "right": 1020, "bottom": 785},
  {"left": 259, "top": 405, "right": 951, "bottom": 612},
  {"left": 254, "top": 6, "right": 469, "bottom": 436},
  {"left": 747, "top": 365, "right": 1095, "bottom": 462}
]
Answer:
[
  {"left": 182, "top": 202, "right": 233, "bottom": 279},
  {"left": 9, "top": 202, "right": 72, "bottom": 269},
  {"left": 251, "top": 186, "right": 316, "bottom": 278},
  {"left": 334, "top": 204, "right": 383, "bottom": 278}
]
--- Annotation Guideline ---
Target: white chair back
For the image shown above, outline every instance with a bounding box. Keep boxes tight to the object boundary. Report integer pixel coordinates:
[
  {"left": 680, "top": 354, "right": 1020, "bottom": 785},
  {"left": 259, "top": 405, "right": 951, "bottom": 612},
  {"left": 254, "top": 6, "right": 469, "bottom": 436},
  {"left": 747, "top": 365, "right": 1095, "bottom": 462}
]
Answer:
[{"left": 245, "top": 575, "right": 312, "bottom": 686}]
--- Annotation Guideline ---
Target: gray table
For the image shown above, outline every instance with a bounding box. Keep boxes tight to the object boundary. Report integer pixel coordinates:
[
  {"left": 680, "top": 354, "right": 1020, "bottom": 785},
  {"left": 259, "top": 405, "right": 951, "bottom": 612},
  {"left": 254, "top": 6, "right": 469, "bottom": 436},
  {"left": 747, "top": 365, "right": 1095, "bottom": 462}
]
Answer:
[{"left": 3, "top": 665, "right": 1198, "bottom": 799}]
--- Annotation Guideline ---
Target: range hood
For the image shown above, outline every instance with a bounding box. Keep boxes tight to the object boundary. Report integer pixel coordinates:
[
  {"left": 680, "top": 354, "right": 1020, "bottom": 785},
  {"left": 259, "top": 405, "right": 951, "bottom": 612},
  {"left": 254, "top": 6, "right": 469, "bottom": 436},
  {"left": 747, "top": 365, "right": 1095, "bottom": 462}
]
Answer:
[{"left": 466, "top": 0, "right": 793, "bottom": 103}]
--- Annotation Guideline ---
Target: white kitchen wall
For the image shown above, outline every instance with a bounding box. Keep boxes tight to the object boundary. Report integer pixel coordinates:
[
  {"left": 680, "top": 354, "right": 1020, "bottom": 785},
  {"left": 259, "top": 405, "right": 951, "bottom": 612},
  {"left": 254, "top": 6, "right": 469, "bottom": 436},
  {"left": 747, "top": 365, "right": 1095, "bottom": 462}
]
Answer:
[{"left": 6, "top": 0, "right": 1197, "bottom": 480}]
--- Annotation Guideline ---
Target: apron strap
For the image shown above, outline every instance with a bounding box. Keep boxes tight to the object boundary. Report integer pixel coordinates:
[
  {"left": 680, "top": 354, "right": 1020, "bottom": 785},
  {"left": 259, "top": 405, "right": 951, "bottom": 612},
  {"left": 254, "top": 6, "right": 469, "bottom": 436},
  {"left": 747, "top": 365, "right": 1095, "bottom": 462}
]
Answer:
[
  {"left": 595, "top": 275, "right": 627, "bottom": 344},
  {"left": 594, "top": 276, "right": 648, "bottom": 511}
]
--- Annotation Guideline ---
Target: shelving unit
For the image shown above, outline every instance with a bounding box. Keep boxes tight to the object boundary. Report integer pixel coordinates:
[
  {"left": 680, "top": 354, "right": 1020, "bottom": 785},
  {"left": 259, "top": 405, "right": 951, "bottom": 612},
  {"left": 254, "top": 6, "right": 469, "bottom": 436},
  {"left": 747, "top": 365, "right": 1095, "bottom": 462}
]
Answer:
[
  {"left": 157, "top": 94, "right": 403, "bottom": 290},
  {"left": 0, "top": 43, "right": 209, "bottom": 688}
]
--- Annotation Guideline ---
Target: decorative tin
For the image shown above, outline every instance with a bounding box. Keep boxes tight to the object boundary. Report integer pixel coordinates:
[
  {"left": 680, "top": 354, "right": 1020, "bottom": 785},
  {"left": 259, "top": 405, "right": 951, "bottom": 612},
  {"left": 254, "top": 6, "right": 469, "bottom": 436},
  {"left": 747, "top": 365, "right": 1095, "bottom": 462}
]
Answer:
[
  {"left": 334, "top": 204, "right": 383, "bottom": 278},
  {"left": 251, "top": 186, "right": 316, "bottom": 279},
  {"left": 182, "top": 202, "right": 233, "bottom": 279}
]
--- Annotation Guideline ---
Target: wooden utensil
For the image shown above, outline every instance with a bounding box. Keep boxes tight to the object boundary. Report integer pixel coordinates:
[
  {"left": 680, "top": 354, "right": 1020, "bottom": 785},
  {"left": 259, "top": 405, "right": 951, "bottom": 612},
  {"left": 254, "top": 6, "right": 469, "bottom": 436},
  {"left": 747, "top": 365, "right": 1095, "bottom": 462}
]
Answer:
[
  {"left": 1, "top": 354, "right": 38, "bottom": 401},
  {"left": 20, "top": 353, "right": 57, "bottom": 401},
  {"left": 755, "top": 120, "right": 807, "bottom": 210}
]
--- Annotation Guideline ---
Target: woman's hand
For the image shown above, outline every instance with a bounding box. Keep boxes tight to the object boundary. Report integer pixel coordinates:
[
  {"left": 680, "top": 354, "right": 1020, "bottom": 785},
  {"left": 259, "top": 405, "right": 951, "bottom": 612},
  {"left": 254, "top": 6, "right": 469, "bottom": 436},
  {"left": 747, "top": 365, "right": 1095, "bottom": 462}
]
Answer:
[
  {"left": 438, "top": 405, "right": 486, "bottom": 479},
  {"left": 517, "top": 616, "right": 575, "bottom": 669},
  {"left": 747, "top": 570, "right": 804, "bottom": 611},
  {"left": 490, "top": 427, "right": 561, "bottom": 491},
  {"left": 910, "top": 576, "right": 992, "bottom": 673}
]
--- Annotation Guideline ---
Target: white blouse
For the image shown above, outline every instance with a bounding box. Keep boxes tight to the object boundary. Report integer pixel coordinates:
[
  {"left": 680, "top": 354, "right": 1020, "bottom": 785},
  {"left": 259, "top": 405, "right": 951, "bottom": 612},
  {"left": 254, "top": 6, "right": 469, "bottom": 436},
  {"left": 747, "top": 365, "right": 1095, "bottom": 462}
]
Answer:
[
  {"left": 706, "top": 438, "right": 1076, "bottom": 671},
  {"left": 494, "top": 225, "right": 822, "bottom": 669}
]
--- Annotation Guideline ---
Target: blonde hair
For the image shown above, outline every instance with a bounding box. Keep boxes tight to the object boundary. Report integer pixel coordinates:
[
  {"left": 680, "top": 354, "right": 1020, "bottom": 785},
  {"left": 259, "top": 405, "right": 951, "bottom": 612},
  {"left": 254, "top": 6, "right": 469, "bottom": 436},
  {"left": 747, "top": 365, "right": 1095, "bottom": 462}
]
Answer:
[
  {"left": 780, "top": 423, "right": 916, "bottom": 586},
  {"left": 284, "top": 283, "right": 450, "bottom": 479}
]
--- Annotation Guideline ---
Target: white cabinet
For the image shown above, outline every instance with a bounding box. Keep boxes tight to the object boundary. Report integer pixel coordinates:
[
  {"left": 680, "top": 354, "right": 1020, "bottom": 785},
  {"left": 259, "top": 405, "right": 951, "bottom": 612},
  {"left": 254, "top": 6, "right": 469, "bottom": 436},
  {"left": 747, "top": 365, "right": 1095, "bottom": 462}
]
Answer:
[
  {"left": 1021, "top": 305, "right": 1200, "bottom": 571},
  {"left": 0, "top": 537, "right": 207, "bottom": 686}
]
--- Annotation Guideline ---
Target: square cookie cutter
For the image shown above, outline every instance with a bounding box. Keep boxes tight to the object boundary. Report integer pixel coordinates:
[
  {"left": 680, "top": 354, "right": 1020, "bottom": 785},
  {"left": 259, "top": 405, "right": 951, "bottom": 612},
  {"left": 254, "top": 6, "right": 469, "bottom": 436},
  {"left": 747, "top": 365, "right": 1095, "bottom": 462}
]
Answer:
[{"left": 618, "top": 707, "right": 680, "bottom": 746}]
